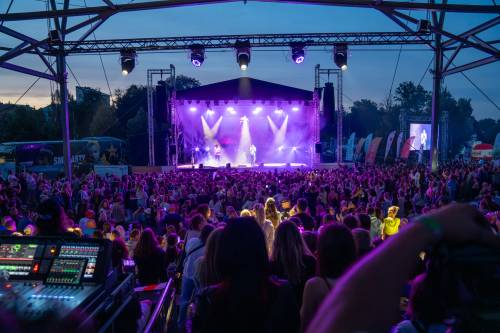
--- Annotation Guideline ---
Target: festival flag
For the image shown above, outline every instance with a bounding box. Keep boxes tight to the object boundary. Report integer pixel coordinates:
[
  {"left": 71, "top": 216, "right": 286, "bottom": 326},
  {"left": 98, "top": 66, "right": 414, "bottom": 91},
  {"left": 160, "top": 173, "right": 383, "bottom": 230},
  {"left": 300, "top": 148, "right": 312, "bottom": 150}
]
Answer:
[
  {"left": 364, "top": 133, "right": 373, "bottom": 154},
  {"left": 384, "top": 131, "right": 396, "bottom": 160},
  {"left": 395, "top": 132, "right": 404, "bottom": 158},
  {"left": 400, "top": 136, "right": 415, "bottom": 160},
  {"left": 365, "top": 137, "right": 382, "bottom": 164},
  {"left": 355, "top": 138, "right": 365, "bottom": 160},
  {"left": 345, "top": 132, "right": 356, "bottom": 161}
]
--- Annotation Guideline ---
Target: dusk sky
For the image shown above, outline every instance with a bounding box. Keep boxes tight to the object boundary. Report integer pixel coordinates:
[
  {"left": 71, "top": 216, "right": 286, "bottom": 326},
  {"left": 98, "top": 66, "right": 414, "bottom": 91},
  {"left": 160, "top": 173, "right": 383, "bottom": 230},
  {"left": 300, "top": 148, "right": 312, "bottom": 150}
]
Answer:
[{"left": 1, "top": 0, "right": 499, "bottom": 119}]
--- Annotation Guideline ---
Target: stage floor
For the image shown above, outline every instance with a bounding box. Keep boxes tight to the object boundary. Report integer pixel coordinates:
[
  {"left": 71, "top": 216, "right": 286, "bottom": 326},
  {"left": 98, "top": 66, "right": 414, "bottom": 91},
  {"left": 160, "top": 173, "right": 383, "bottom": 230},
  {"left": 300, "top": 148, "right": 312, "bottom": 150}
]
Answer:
[{"left": 177, "top": 162, "right": 309, "bottom": 170}]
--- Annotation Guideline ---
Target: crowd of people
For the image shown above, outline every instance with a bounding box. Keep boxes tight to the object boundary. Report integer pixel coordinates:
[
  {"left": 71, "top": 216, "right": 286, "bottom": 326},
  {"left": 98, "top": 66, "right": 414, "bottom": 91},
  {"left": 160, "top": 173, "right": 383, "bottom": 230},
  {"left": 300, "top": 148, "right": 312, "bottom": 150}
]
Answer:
[{"left": 0, "top": 160, "right": 499, "bottom": 332}]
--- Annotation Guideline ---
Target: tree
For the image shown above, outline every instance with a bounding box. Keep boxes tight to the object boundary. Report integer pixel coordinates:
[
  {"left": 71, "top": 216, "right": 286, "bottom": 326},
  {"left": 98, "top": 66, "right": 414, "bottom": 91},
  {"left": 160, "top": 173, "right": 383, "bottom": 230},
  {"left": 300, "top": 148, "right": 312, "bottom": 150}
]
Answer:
[
  {"left": 394, "top": 81, "right": 431, "bottom": 113},
  {"left": 89, "top": 105, "right": 119, "bottom": 136},
  {"left": 0, "top": 104, "right": 52, "bottom": 141},
  {"left": 347, "top": 99, "right": 382, "bottom": 137},
  {"left": 70, "top": 87, "right": 108, "bottom": 138},
  {"left": 475, "top": 118, "right": 500, "bottom": 144},
  {"left": 448, "top": 97, "right": 475, "bottom": 157},
  {"left": 113, "top": 85, "right": 147, "bottom": 137},
  {"left": 165, "top": 75, "right": 201, "bottom": 91}
]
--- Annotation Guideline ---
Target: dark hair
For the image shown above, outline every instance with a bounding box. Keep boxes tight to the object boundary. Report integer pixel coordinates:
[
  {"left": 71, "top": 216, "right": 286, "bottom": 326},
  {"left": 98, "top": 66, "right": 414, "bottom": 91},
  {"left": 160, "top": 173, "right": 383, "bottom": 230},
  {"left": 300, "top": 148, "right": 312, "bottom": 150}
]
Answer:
[
  {"left": 134, "top": 228, "right": 160, "bottom": 258},
  {"left": 200, "top": 224, "right": 215, "bottom": 244},
  {"left": 357, "top": 213, "right": 371, "bottom": 231},
  {"left": 317, "top": 224, "right": 356, "bottom": 278},
  {"left": 36, "top": 199, "right": 67, "bottom": 236},
  {"left": 217, "top": 217, "right": 269, "bottom": 282},
  {"left": 297, "top": 198, "right": 308, "bottom": 212},
  {"left": 343, "top": 214, "right": 359, "bottom": 230},
  {"left": 166, "top": 233, "right": 178, "bottom": 246},
  {"left": 302, "top": 231, "right": 318, "bottom": 254},
  {"left": 197, "top": 204, "right": 210, "bottom": 219},
  {"left": 190, "top": 214, "right": 206, "bottom": 231},
  {"left": 407, "top": 273, "right": 446, "bottom": 324},
  {"left": 111, "top": 238, "right": 129, "bottom": 269},
  {"left": 271, "top": 220, "right": 311, "bottom": 285}
]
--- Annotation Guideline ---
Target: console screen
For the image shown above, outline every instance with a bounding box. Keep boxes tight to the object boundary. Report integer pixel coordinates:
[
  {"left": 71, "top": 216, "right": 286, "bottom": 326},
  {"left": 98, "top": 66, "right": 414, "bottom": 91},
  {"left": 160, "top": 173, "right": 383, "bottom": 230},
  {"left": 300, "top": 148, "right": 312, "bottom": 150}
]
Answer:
[
  {"left": 0, "top": 244, "right": 38, "bottom": 276},
  {"left": 59, "top": 245, "right": 99, "bottom": 279},
  {"left": 45, "top": 258, "right": 87, "bottom": 285}
]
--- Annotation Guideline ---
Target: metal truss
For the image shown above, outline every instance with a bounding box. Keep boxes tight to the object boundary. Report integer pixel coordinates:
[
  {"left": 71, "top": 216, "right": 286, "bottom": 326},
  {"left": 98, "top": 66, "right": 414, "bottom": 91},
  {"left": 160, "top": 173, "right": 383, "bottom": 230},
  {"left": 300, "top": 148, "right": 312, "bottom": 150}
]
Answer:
[{"left": 60, "top": 32, "right": 431, "bottom": 54}]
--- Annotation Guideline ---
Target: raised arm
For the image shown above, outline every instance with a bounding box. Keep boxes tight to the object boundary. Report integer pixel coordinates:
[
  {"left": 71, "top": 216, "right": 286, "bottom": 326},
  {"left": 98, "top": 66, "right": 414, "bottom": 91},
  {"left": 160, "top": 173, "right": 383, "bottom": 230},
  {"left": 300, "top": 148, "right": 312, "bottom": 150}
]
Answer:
[{"left": 307, "top": 204, "right": 500, "bottom": 333}]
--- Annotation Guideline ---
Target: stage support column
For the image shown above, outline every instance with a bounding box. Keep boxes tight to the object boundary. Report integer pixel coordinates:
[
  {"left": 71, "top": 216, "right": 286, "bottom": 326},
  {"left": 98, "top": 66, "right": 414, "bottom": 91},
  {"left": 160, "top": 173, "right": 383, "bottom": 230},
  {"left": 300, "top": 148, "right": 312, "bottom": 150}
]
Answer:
[
  {"left": 56, "top": 51, "right": 72, "bottom": 181},
  {"left": 430, "top": 32, "right": 443, "bottom": 172}
]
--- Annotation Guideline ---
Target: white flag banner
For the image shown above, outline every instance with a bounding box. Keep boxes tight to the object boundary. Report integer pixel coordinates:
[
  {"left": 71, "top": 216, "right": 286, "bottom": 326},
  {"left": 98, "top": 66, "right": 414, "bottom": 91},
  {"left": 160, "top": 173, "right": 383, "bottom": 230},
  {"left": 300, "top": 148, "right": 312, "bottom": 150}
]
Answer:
[{"left": 395, "top": 132, "right": 404, "bottom": 159}]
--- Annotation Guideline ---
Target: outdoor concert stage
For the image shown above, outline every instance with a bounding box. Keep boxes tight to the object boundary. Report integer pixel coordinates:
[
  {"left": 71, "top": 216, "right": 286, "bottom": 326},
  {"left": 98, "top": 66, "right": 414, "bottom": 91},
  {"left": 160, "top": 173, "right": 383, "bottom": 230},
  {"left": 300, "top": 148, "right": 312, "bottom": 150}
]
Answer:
[
  {"left": 175, "top": 77, "right": 318, "bottom": 168},
  {"left": 177, "top": 162, "right": 309, "bottom": 170}
]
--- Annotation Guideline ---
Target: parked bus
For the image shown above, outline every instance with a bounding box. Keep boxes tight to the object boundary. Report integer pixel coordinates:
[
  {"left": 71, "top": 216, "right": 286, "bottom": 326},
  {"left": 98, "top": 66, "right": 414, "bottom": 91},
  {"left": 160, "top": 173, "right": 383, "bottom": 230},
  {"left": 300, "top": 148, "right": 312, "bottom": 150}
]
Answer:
[{"left": 0, "top": 137, "right": 127, "bottom": 176}]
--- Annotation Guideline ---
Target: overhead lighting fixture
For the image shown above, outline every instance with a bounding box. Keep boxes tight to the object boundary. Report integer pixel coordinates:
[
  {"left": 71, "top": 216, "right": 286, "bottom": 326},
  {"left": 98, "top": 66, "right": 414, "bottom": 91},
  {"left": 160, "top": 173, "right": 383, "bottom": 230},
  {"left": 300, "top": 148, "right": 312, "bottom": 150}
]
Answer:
[
  {"left": 235, "top": 40, "right": 251, "bottom": 71},
  {"left": 334, "top": 43, "right": 348, "bottom": 71},
  {"left": 206, "top": 109, "right": 215, "bottom": 115},
  {"left": 120, "top": 49, "right": 137, "bottom": 76},
  {"left": 292, "top": 106, "right": 299, "bottom": 112},
  {"left": 189, "top": 106, "right": 197, "bottom": 112},
  {"left": 274, "top": 108, "right": 284, "bottom": 115},
  {"left": 252, "top": 107, "right": 263, "bottom": 115},
  {"left": 190, "top": 44, "right": 205, "bottom": 67},
  {"left": 291, "top": 42, "right": 305, "bottom": 64},
  {"left": 227, "top": 106, "right": 237, "bottom": 114}
]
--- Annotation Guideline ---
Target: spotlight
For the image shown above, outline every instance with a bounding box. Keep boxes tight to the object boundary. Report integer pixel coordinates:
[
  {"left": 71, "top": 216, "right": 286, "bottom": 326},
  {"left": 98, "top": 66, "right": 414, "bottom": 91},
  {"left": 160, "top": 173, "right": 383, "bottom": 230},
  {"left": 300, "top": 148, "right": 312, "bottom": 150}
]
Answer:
[
  {"left": 189, "top": 107, "right": 197, "bottom": 112},
  {"left": 195, "top": 147, "right": 200, "bottom": 152},
  {"left": 227, "top": 106, "right": 237, "bottom": 114},
  {"left": 334, "top": 43, "right": 348, "bottom": 71},
  {"left": 278, "top": 145, "right": 284, "bottom": 152},
  {"left": 205, "top": 147, "right": 210, "bottom": 152},
  {"left": 235, "top": 40, "right": 251, "bottom": 71},
  {"left": 190, "top": 44, "right": 205, "bottom": 67},
  {"left": 240, "top": 115, "right": 248, "bottom": 124},
  {"left": 252, "top": 107, "right": 262, "bottom": 115},
  {"left": 292, "top": 106, "right": 299, "bottom": 112},
  {"left": 207, "top": 109, "right": 215, "bottom": 116},
  {"left": 291, "top": 42, "right": 305, "bottom": 64},
  {"left": 274, "top": 108, "right": 284, "bottom": 115},
  {"left": 292, "top": 146, "right": 298, "bottom": 152},
  {"left": 120, "top": 49, "right": 136, "bottom": 76}
]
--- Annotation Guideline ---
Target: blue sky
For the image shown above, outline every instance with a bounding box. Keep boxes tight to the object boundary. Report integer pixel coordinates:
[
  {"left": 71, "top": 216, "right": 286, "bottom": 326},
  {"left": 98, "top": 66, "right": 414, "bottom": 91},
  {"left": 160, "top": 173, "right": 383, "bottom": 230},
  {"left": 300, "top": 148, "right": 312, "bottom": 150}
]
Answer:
[{"left": 1, "top": 0, "right": 499, "bottom": 119}]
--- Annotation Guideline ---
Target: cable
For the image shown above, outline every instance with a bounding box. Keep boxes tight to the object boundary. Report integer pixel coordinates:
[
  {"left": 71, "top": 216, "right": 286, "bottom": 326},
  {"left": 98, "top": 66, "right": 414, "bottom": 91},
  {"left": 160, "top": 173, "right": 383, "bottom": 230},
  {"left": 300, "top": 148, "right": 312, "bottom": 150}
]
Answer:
[
  {"left": 0, "top": 0, "right": 15, "bottom": 27},
  {"left": 83, "top": 0, "right": 113, "bottom": 97},
  {"left": 417, "top": 55, "right": 434, "bottom": 86},
  {"left": 66, "top": 61, "right": 82, "bottom": 87},
  {"left": 443, "top": 54, "right": 500, "bottom": 112}
]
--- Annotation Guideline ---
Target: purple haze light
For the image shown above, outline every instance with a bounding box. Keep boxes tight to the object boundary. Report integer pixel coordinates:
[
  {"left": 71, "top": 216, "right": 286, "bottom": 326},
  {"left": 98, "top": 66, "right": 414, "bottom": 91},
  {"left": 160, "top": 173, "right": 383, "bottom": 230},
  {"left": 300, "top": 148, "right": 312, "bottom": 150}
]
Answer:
[
  {"left": 206, "top": 109, "right": 215, "bottom": 115},
  {"left": 292, "top": 146, "right": 298, "bottom": 152},
  {"left": 292, "top": 106, "right": 299, "bottom": 112},
  {"left": 189, "top": 107, "right": 197, "bottom": 112},
  {"left": 274, "top": 108, "right": 284, "bottom": 115},
  {"left": 227, "top": 106, "right": 237, "bottom": 114}
]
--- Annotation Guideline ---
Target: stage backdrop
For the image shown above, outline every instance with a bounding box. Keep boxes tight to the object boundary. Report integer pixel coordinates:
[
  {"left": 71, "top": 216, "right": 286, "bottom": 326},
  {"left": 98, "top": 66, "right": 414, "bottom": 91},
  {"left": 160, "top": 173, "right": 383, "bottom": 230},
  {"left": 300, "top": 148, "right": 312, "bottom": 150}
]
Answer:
[{"left": 176, "top": 77, "right": 314, "bottom": 166}]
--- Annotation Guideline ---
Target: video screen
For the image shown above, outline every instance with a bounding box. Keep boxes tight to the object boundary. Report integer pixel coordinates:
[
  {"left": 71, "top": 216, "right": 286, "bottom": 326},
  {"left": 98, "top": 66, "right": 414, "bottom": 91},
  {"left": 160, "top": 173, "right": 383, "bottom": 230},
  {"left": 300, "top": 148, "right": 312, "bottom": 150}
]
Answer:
[
  {"left": 46, "top": 258, "right": 87, "bottom": 285},
  {"left": 59, "top": 245, "right": 99, "bottom": 279},
  {"left": 409, "top": 123, "right": 432, "bottom": 151}
]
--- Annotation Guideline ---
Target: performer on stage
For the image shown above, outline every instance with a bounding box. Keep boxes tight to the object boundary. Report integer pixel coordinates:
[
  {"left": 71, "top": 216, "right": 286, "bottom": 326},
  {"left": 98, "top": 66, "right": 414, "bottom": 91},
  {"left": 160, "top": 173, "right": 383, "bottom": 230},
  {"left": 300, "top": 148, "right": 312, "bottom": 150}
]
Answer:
[
  {"left": 249, "top": 144, "right": 257, "bottom": 166},
  {"left": 214, "top": 144, "right": 222, "bottom": 163}
]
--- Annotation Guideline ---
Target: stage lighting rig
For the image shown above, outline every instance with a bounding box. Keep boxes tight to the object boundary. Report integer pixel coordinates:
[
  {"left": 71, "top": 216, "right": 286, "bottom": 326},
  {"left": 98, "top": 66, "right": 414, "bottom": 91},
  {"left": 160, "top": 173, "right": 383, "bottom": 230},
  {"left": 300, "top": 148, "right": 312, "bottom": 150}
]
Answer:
[
  {"left": 333, "top": 43, "right": 348, "bottom": 71},
  {"left": 120, "top": 49, "right": 137, "bottom": 75},
  {"left": 190, "top": 44, "right": 205, "bottom": 67},
  {"left": 235, "top": 40, "right": 251, "bottom": 70},
  {"left": 290, "top": 42, "right": 305, "bottom": 64}
]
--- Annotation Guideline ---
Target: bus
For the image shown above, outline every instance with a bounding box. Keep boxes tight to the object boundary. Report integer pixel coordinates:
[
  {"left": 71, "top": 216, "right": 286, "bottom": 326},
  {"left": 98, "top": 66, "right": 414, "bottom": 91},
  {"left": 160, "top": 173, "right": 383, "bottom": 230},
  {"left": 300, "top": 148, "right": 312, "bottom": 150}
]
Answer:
[{"left": 0, "top": 137, "right": 127, "bottom": 176}]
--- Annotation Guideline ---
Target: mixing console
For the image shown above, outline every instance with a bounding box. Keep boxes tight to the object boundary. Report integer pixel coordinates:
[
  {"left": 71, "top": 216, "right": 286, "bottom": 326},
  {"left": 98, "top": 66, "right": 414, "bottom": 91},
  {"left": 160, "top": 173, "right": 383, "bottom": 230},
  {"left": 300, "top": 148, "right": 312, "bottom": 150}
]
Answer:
[{"left": 0, "top": 236, "right": 112, "bottom": 323}]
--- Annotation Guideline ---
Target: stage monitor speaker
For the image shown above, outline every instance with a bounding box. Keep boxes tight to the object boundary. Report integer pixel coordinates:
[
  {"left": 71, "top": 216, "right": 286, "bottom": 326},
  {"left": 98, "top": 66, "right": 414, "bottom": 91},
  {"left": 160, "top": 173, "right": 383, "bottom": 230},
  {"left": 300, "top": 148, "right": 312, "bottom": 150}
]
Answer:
[
  {"left": 226, "top": 163, "right": 231, "bottom": 169},
  {"left": 315, "top": 143, "right": 323, "bottom": 154},
  {"left": 199, "top": 164, "right": 203, "bottom": 169}
]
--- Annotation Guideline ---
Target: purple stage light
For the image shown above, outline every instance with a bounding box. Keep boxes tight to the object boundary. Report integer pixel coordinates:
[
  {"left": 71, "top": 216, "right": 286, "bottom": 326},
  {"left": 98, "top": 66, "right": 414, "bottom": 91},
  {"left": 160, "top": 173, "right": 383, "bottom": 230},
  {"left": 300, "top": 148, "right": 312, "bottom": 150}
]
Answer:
[
  {"left": 274, "top": 108, "right": 284, "bottom": 115},
  {"left": 292, "top": 106, "right": 299, "bottom": 112},
  {"left": 207, "top": 109, "right": 215, "bottom": 115},
  {"left": 189, "top": 107, "right": 197, "bottom": 112},
  {"left": 205, "top": 147, "right": 210, "bottom": 152},
  {"left": 278, "top": 145, "right": 284, "bottom": 152},
  {"left": 292, "top": 146, "right": 298, "bottom": 152},
  {"left": 252, "top": 107, "right": 263, "bottom": 115},
  {"left": 195, "top": 147, "right": 200, "bottom": 152},
  {"left": 191, "top": 59, "right": 202, "bottom": 67},
  {"left": 227, "top": 106, "right": 237, "bottom": 114}
]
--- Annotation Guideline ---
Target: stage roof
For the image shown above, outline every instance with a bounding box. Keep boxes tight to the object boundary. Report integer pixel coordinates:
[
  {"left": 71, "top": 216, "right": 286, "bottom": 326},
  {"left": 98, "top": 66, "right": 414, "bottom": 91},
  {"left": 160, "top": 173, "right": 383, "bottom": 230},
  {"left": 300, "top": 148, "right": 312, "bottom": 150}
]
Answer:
[{"left": 176, "top": 77, "right": 313, "bottom": 101}]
